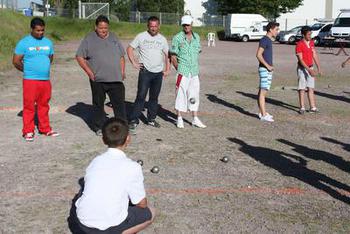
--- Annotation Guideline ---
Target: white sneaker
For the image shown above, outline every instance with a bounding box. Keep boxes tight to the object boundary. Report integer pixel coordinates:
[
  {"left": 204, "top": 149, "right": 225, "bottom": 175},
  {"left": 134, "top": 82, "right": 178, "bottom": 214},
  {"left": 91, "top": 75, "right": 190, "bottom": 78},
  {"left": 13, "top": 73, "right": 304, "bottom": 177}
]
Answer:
[
  {"left": 192, "top": 117, "right": 207, "bottom": 128},
  {"left": 260, "top": 114, "right": 274, "bottom": 122},
  {"left": 258, "top": 112, "right": 274, "bottom": 119},
  {"left": 177, "top": 117, "right": 184, "bottom": 129}
]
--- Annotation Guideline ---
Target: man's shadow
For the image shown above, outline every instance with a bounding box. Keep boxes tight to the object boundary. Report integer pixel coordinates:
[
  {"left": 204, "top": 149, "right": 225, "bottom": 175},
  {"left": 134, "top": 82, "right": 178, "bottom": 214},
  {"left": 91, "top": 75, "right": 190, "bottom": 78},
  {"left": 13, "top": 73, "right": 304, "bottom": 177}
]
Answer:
[
  {"left": 66, "top": 102, "right": 97, "bottom": 131},
  {"left": 321, "top": 137, "right": 350, "bottom": 153},
  {"left": 67, "top": 178, "right": 85, "bottom": 234},
  {"left": 206, "top": 94, "right": 257, "bottom": 118},
  {"left": 236, "top": 91, "right": 299, "bottom": 112},
  {"left": 229, "top": 137, "right": 350, "bottom": 205},
  {"left": 66, "top": 101, "right": 191, "bottom": 129},
  {"left": 315, "top": 91, "right": 350, "bottom": 104},
  {"left": 278, "top": 139, "right": 350, "bottom": 174}
]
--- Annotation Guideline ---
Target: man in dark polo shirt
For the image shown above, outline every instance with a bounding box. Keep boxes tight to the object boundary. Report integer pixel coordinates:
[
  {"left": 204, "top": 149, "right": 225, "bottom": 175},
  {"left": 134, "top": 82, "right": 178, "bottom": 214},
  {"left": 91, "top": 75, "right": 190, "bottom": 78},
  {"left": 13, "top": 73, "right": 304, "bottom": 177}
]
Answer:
[{"left": 76, "top": 15, "right": 126, "bottom": 135}]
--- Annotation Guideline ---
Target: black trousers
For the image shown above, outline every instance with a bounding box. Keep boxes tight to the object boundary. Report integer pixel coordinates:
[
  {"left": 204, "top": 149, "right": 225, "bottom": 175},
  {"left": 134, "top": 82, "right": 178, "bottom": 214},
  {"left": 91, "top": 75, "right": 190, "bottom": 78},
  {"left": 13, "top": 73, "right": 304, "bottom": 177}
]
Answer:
[
  {"left": 129, "top": 69, "right": 163, "bottom": 123},
  {"left": 90, "top": 80, "right": 126, "bottom": 131}
]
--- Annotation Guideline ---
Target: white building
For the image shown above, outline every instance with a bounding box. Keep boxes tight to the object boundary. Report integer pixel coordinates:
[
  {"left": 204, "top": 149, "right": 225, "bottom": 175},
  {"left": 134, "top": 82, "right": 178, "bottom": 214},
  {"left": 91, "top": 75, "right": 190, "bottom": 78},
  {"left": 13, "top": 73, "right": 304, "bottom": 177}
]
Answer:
[{"left": 184, "top": 0, "right": 349, "bottom": 28}]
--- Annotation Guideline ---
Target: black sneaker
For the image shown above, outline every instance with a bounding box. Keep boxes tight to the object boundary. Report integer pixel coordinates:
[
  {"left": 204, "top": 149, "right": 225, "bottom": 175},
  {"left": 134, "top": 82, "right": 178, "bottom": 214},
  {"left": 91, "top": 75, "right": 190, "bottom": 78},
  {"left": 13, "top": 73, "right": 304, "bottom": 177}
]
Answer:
[
  {"left": 95, "top": 129, "right": 102, "bottom": 136},
  {"left": 147, "top": 120, "right": 161, "bottom": 128}
]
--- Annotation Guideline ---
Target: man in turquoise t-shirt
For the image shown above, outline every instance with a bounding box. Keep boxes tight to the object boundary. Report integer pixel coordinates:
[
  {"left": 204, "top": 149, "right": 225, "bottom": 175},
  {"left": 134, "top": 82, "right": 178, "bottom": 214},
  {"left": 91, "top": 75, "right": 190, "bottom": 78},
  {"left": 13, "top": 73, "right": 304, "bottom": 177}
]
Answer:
[{"left": 13, "top": 17, "right": 59, "bottom": 142}]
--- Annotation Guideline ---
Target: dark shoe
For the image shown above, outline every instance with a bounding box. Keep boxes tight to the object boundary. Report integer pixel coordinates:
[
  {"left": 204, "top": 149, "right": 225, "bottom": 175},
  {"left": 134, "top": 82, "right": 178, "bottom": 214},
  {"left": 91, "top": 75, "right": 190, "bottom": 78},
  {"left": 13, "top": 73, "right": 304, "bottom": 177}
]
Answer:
[
  {"left": 147, "top": 120, "right": 160, "bottom": 128},
  {"left": 95, "top": 129, "right": 102, "bottom": 136}
]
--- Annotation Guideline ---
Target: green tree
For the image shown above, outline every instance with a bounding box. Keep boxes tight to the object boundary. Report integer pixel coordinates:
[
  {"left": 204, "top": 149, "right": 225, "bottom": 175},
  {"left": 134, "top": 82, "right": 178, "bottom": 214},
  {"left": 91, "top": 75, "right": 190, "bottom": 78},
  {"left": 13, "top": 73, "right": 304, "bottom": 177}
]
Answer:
[
  {"left": 136, "top": 0, "right": 184, "bottom": 13},
  {"left": 211, "top": 0, "right": 303, "bottom": 19}
]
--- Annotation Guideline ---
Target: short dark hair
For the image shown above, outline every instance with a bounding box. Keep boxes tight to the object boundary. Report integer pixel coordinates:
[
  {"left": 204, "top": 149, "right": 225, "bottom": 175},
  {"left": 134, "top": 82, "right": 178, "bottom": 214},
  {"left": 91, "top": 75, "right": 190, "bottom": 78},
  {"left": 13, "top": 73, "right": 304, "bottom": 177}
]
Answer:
[
  {"left": 102, "top": 118, "right": 129, "bottom": 148},
  {"left": 148, "top": 16, "right": 160, "bottom": 24},
  {"left": 266, "top": 22, "right": 279, "bottom": 32},
  {"left": 30, "top": 17, "right": 45, "bottom": 29},
  {"left": 95, "top": 15, "right": 109, "bottom": 26},
  {"left": 301, "top": 26, "right": 312, "bottom": 36}
]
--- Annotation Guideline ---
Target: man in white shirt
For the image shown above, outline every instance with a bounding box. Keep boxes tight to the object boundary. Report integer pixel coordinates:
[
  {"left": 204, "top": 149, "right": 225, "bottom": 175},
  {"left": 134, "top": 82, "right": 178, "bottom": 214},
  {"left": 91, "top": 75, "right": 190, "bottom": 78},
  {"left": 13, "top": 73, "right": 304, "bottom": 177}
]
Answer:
[
  {"left": 75, "top": 118, "right": 155, "bottom": 233},
  {"left": 127, "top": 16, "right": 170, "bottom": 133}
]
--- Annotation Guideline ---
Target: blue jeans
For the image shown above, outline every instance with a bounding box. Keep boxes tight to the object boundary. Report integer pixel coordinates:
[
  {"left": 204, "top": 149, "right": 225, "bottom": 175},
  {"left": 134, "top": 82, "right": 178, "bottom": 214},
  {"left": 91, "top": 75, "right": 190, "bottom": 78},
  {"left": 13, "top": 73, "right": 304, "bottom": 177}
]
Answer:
[{"left": 129, "top": 69, "right": 163, "bottom": 123}]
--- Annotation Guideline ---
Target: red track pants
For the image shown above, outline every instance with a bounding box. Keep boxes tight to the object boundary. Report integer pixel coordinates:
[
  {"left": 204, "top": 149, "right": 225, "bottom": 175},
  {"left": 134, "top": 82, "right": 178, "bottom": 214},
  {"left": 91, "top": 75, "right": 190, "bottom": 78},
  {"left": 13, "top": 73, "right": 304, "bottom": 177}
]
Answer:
[{"left": 22, "top": 79, "right": 52, "bottom": 135}]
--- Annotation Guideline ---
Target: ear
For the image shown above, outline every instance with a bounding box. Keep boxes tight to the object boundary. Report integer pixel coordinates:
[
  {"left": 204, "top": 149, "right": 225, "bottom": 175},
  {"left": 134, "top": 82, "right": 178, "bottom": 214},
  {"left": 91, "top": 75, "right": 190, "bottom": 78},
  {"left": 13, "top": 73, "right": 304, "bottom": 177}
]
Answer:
[{"left": 124, "top": 135, "right": 131, "bottom": 147}]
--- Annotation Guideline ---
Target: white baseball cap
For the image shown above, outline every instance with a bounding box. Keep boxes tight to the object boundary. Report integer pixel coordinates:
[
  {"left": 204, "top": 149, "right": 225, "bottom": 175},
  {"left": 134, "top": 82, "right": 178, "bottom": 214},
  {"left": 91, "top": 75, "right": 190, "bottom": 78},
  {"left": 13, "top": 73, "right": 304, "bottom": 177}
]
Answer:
[{"left": 181, "top": 15, "right": 193, "bottom": 25}]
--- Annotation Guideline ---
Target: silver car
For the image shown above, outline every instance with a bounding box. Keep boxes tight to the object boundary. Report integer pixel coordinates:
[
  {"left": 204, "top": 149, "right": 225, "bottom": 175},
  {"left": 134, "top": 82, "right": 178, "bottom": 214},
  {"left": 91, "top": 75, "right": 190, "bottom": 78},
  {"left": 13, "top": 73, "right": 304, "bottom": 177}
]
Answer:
[{"left": 277, "top": 26, "right": 303, "bottom": 44}]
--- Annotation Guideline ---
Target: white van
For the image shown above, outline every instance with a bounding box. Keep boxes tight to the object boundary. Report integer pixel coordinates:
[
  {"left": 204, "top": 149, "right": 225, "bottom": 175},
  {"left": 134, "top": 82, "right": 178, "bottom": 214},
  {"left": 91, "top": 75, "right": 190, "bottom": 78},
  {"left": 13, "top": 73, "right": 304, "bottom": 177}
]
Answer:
[
  {"left": 331, "top": 9, "right": 350, "bottom": 39},
  {"left": 225, "top": 14, "right": 268, "bottom": 42}
]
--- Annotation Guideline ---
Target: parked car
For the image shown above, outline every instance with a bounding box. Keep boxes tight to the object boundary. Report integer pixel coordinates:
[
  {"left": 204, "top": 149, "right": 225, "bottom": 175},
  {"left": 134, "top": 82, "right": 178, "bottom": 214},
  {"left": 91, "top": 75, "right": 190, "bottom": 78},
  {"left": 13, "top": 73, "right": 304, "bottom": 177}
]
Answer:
[
  {"left": 224, "top": 14, "right": 268, "bottom": 42},
  {"left": 331, "top": 9, "right": 350, "bottom": 40},
  {"left": 295, "top": 23, "right": 331, "bottom": 45},
  {"left": 277, "top": 26, "right": 303, "bottom": 44},
  {"left": 316, "top": 24, "right": 333, "bottom": 45}
]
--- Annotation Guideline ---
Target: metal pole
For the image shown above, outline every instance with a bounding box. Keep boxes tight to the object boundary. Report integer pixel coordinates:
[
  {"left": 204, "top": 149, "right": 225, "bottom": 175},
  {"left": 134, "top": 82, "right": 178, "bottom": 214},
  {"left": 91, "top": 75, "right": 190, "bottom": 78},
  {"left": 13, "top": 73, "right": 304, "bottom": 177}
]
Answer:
[
  {"left": 159, "top": 12, "right": 162, "bottom": 25},
  {"left": 78, "top": 0, "right": 81, "bottom": 19},
  {"left": 285, "top": 18, "right": 287, "bottom": 31}
]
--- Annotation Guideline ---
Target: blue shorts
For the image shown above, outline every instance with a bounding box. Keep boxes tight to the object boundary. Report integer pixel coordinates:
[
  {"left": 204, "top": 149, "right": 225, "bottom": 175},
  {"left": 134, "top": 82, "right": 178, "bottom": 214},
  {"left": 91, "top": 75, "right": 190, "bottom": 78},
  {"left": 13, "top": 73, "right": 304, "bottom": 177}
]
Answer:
[{"left": 258, "top": 67, "right": 273, "bottom": 90}]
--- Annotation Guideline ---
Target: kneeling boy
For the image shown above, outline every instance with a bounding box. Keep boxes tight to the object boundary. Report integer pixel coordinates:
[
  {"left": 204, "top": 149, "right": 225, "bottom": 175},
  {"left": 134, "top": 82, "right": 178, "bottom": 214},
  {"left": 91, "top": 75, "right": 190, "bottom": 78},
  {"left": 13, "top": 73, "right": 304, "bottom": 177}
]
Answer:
[{"left": 75, "top": 118, "right": 155, "bottom": 234}]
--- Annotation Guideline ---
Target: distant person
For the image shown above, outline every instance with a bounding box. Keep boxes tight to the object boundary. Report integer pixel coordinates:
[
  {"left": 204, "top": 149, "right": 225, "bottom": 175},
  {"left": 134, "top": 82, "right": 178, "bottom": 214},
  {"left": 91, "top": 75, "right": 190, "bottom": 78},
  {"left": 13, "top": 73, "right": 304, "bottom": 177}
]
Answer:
[
  {"left": 341, "top": 57, "right": 350, "bottom": 68},
  {"left": 76, "top": 15, "right": 126, "bottom": 136},
  {"left": 296, "top": 26, "right": 322, "bottom": 114},
  {"left": 13, "top": 17, "right": 59, "bottom": 142},
  {"left": 127, "top": 16, "right": 170, "bottom": 134},
  {"left": 256, "top": 22, "right": 280, "bottom": 122},
  {"left": 170, "top": 15, "right": 206, "bottom": 129},
  {"left": 75, "top": 118, "right": 155, "bottom": 234}
]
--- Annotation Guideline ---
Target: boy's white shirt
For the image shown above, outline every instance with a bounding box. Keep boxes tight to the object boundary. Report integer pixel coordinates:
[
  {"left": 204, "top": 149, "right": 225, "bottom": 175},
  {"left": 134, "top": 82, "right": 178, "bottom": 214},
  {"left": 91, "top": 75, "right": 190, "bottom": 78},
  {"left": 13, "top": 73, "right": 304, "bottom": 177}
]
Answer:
[{"left": 75, "top": 148, "right": 146, "bottom": 230}]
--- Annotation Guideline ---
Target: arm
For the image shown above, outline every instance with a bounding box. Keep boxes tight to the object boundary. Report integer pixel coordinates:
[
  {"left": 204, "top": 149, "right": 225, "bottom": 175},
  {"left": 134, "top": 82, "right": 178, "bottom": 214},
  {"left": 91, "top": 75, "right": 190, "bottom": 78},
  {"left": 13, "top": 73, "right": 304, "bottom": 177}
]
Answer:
[
  {"left": 76, "top": 56, "right": 95, "bottom": 81},
  {"left": 312, "top": 48, "right": 321, "bottom": 75},
  {"left": 120, "top": 56, "right": 126, "bottom": 80},
  {"left": 256, "top": 47, "right": 273, "bottom": 71},
  {"left": 163, "top": 51, "right": 171, "bottom": 77},
  {"left": 296, "top": 53, "right": 317, "bottom": 76},
  {"left": 342, "top": 57, "right": 350, "bottom": 68},
  {"left": 170, "top": 54, "right": 178, "bottom": 70},
  {"left": 126, "top": 46, "right": 142, "bottom": 70},
  {"left": 12, "top": 54, "right": 24, "bottom": 72},
  {"left": 49, "top": 54, "right": 54, "bottom": 64},
  {"left": 136, "top": 197, "right": 148, "bottom": 209}
]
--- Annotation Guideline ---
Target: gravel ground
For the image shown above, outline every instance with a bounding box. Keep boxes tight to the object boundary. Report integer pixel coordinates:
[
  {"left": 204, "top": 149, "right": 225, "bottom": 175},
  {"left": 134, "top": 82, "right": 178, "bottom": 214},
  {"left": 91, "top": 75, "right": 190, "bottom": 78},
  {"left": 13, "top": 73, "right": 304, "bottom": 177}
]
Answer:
[{"left": 0, "top": 39, "right": 349, "bottom": 234}]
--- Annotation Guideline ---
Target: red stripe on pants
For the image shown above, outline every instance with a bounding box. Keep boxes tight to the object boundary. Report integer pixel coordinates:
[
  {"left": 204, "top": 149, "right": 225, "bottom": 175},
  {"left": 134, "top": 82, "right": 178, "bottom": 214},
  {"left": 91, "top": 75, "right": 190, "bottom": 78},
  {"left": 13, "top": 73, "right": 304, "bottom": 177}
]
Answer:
[
  {"left": 176, "top": 74, "right": 183, "bottom": 89},
  {"left": 22, "top": 80, "right": 52, "bottom": 134}
]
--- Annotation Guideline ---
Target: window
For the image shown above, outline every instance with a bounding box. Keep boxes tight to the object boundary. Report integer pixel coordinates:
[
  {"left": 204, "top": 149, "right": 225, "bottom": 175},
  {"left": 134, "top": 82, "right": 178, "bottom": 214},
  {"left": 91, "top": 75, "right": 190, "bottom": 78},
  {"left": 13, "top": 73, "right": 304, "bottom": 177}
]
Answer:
[
  {"left": 333, "top": 18, "right": 350, "bottom": 27},
  {"left": 320, "top": 24, "right": 333, "bottom": 32}
]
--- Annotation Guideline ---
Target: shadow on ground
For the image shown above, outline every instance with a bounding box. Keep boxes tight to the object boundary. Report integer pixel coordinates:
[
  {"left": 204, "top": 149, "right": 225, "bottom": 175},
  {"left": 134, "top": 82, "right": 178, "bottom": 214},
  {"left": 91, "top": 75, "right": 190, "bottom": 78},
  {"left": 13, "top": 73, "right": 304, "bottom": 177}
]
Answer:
[
  {"left": 321, "top": 137, "right": 350, "bottom": 152},
  {"left": 229, "top": 137, "right": 350, "bottom": 205},
  {"left": 278, "top": 139, "right": 350, "bottom": 174},
  {"left": 66, "top": 101, "right": 190, "bottom": 130},
  {"left": 315, "top": 91, "right": 350, "bottom": 104},
  {"left": 206, "top": 94, "right": 257, "bottom": 118},
  {"left": 236, "top": 91, "right": 299, "bottom": 112}
]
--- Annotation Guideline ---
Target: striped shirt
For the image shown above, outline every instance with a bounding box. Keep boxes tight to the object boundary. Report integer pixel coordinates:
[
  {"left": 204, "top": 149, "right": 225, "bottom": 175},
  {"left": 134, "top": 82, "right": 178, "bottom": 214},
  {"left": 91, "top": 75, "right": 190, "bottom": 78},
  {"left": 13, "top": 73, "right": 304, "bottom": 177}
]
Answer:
[{"left": 170, "top": 31, "right": 201, "bottom": 77}]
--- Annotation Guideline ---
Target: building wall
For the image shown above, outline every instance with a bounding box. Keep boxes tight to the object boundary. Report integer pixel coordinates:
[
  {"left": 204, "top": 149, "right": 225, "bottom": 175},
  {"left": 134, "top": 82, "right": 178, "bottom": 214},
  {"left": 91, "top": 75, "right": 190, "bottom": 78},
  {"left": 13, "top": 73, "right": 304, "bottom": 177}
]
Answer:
[{"left": 277, "top": 0, "right": 349, "bottom": 30}]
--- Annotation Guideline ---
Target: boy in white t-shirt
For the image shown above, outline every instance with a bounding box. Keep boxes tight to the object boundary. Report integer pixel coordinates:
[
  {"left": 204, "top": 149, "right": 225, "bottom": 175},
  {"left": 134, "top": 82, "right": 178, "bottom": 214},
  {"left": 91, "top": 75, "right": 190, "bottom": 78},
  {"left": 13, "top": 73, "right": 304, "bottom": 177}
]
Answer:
[{"left": 75, "top": 118, "right": 155, "bottom": 234}]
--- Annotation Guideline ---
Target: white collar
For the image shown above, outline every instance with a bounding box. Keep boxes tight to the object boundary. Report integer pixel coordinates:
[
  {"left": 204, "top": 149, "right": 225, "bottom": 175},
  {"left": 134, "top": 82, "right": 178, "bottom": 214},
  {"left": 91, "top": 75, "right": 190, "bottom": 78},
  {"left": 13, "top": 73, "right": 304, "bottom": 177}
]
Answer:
[{"left": 106, "top": 148, "right": 127, "bottom": 159}]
